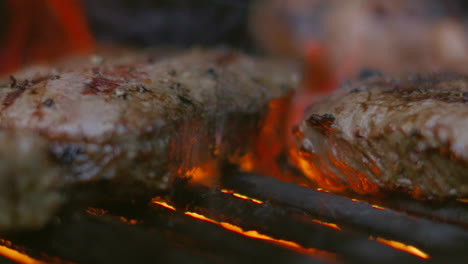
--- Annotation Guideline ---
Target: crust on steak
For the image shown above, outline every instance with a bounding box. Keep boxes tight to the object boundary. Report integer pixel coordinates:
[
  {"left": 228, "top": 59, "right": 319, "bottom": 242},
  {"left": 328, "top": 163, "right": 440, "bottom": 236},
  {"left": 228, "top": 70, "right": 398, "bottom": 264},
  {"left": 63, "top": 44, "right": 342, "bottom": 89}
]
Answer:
[
  {"left": 0, "top": 49, "right": 299, "bottom": 231},
  {"left": 294, "top": 73, "right": 468, "bottom": 200}
]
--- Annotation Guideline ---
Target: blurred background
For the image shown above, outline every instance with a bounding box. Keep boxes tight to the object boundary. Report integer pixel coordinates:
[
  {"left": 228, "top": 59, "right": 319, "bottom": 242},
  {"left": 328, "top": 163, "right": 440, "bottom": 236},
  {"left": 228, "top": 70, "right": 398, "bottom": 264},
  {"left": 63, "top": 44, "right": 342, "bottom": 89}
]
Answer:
[
  {"left": 82, "top": 0, "right": 253, "bottom": 49},
  {"left": 0, "top": 0, "right": 466, "bottom": 75},
  {"left": 0, "top": 0, "right": 254, "bottom": 75}
]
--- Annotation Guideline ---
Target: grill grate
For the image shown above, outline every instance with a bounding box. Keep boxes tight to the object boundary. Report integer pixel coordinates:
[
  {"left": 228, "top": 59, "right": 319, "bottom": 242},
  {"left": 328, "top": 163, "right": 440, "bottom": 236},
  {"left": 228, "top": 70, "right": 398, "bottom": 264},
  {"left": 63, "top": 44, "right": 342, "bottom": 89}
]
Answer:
[{"left": 1, "top": 166, "right": 467, "bottom": 264}]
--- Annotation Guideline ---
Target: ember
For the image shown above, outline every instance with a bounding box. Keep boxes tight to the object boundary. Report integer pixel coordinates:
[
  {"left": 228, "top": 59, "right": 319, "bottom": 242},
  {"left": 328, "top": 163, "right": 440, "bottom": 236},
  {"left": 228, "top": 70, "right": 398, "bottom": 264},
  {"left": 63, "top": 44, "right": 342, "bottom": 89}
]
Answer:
[
  {"left": 0, "top": 243, "right": 45, "bottom": 264},
  {"left": 220, "top": 189, "right": 264, "bottom": 204},
  {"left": 370, "top": 237, "right": 430, "bottom": 260}
]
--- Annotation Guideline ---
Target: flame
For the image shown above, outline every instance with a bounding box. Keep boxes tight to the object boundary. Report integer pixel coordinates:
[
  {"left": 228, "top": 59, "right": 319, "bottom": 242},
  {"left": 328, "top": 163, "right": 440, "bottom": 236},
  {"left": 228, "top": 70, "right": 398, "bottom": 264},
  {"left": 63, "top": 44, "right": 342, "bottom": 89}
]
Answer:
[
  {"left": 290, "top": 149, "right": 347, "bottom": 192},
  {"left": 457, "top": 198, "right": 468, "bottom": 203},
  {"left": 0, "top": 0, "right": 94, "bottom": 74},
  {"left": 185, "top": 162, "right": 219, "bottom": 186},
  {"left": 245, "top": 94, "right": 297, "bottom": 181},
  {"left": 237, "top": 153, "right": 255, "bottom": 172},
  {"left": 290, "top": 146, "right": 381, "bottom": 195},
  {"left": 370, "top": 237, "right": 430, "bottom": 259},
  {"left": 311, "top": 220, "right": 341, "bottom": 231},
  {"left": 0, "top": 244, "right": 46, "bottom": 264}
]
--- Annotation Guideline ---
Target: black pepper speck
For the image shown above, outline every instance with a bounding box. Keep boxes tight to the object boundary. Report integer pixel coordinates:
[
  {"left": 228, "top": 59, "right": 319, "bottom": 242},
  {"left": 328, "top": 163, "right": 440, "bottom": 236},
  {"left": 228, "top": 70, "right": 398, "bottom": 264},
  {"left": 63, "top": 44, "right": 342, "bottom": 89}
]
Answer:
[
  {"left": 170, "top": 82, "right": 181, "bottom": 89},
  {"left": 43, "top": 98, "right": 54, "bottom": 107},
  {"left": 205, "top": 68, "right": 217, "bottom": 79},
  {"left": 9, "top": 75, "right": 17, "bottom": 88},
  {"left": 358, "top": 68, "right": 382, "bottom": 80},
  {"left": 178, "top": 95, "right": 193, "bottom": 106},
  {"left": 137, "top": 85, "right": 148, "bottom": 93},
  {"left": 462, "top": 92, "right": 468, "bottom": 103}
]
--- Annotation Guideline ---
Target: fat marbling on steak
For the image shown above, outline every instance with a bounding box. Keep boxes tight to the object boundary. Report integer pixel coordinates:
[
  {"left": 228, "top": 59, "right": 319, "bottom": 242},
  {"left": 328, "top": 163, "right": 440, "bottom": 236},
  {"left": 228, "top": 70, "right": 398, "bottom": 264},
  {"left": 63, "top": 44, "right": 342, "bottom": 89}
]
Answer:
[
  {"left": 293, "top": 73, "right": 468, "bottom": 200},
  {"left": 0, "top": 49, "right": 298, "bottom": 231}
]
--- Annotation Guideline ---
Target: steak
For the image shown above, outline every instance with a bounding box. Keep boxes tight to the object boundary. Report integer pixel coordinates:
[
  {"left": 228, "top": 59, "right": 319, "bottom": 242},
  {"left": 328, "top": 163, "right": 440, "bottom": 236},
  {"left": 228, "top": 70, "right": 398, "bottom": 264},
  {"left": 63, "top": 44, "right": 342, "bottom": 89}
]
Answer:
[
  {"left": 293, "top": 73, "right": 468, "bottom": 200},
  {"left": 0, "top": 49, "right": 298, "bottom": 231}
]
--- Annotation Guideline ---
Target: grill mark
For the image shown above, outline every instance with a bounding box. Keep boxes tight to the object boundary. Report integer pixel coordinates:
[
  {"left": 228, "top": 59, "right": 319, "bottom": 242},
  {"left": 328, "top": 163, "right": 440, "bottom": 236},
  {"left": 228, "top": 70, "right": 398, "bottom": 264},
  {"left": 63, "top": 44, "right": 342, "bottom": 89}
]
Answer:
[
  {"left": 306, "top": 113, "right": 335, "bottom": 135},
  {"left": 3, "top": 86, "right": 27, "bottom": 109},
  {"left": 2, "top": 76, "right": 53, "bottom": 110}
]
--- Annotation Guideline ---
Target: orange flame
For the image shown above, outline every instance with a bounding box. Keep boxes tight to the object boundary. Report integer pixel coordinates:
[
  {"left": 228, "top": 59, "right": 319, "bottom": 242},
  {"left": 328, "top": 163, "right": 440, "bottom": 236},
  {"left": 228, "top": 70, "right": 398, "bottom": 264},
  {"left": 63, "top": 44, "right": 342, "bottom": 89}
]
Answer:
[
  {"left": 185, "top": 162, "right": 219, "bottom": 186},
  {"left": 247, "top": 95, "right": 294, "bottom": 180},
  {"left": 0, "top": 244, "right": 46, "bottom": 264},
  {"left": 290, "top": 146, "right": 381, "bottom": 195},
  {"left": 0, "top": 0, "right": 94, "bottom": 74}
]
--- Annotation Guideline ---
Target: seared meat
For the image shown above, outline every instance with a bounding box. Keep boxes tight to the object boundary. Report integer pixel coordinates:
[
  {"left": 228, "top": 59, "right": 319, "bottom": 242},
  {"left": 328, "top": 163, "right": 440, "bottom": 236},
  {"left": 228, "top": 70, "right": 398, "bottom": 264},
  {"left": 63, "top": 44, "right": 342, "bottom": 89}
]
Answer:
[
  {"left": 0, "top": 49, "right": 298, "bottom": 231},
  {"left": 293, "top": 73, "right": 468, "bottom": 200}
]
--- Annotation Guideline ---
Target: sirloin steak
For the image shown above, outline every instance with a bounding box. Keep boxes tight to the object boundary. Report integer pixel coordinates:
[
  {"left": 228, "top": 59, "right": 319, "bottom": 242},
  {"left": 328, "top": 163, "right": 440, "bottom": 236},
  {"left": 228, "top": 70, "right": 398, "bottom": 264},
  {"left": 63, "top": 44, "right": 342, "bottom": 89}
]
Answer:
[
  {"left": 0, "top": 49, "right": 298, "bottom": 231},
  {"left": 294, "top": 73, "right": 468, "bottom": 200}
]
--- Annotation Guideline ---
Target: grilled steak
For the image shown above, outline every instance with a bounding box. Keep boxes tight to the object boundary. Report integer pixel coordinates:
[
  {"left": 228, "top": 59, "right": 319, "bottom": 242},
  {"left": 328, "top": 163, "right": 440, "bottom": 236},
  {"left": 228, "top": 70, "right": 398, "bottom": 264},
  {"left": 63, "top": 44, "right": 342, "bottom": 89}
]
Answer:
[
  {"left": 0, "top": 49, "right": 298, "bottom": 231},
  {"left": 293, "top": 73, "right": 468, "bottom": 200}
]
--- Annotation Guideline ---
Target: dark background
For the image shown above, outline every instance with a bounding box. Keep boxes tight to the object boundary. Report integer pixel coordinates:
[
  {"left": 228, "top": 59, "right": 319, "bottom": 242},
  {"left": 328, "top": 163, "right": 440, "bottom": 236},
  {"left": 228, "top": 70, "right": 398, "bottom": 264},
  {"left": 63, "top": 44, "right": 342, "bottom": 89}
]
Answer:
[
  {"left": 81, "top": 0, "right": 254, "bottom": 50},
  {"left": 0, "top": 0, "right": 254, "bottom": 51}
]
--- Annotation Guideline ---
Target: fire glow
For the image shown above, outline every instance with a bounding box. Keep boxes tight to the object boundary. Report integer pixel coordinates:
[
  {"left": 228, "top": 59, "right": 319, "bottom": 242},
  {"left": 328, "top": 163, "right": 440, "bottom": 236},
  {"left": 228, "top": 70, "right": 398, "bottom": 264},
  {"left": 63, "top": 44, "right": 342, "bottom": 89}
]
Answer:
[
  {"left": 370, "top": 237, "right": 430, "bottom": 260},
  {"left": 153, "top": 191, "right": 430, "bottom": 261},
  {"left": 308, "top": 219, "right": 429, "bottom": 259},
  {"left": 311, "top": 220, "right": 341, "bottom": 231},
  {"left": 185, "top": 163, "right": 219, "bottom": 186},
  {"left": 1, "top": 0, "right": 94, "bottom": 74},
  {"left": 0, "top": 244, "right": 45, "bottom": 264},
  {"left": 183, "top": 211, "right": 330, "bottom": 258},
  {"left": 220, "top": 189, "right": 264, "bottom": 204},
  {"left": 371, "top": 204, "right": 386, "bottom": 210},
  {"left": 152, "top": 200, "right": 176, "bottom": 211},
  {"left": 152, "top": 199, "right": 332, "bottom": 259}
]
